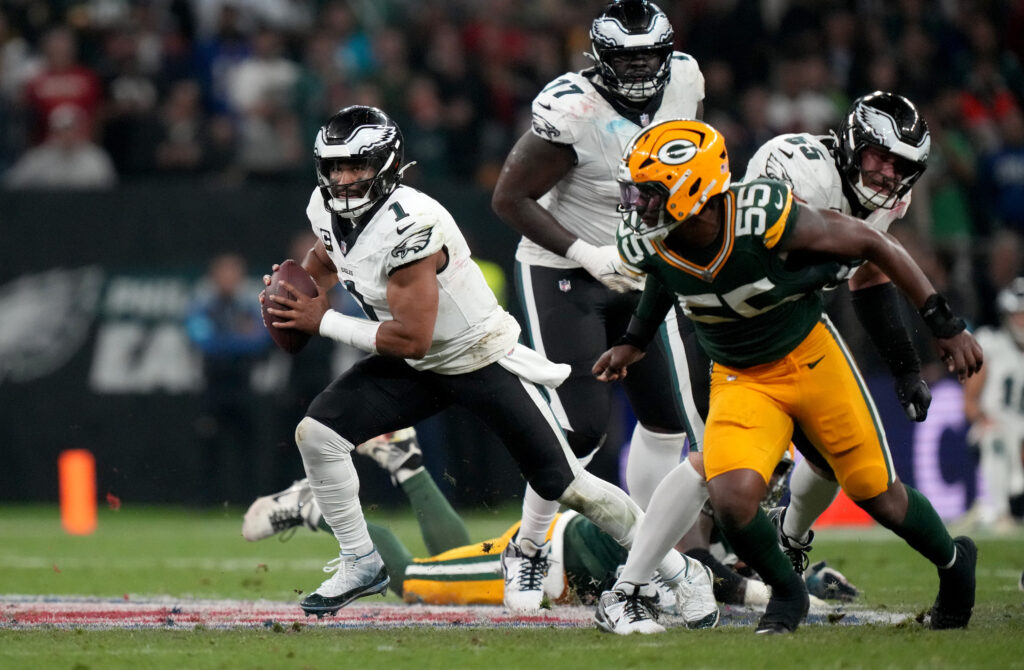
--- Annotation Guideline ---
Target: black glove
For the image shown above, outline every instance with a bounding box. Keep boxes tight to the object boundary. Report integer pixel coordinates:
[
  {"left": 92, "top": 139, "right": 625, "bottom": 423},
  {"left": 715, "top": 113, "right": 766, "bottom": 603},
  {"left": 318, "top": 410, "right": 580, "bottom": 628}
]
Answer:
[{"left": 895, "top": 373, "right": 931, "bottom": 422}]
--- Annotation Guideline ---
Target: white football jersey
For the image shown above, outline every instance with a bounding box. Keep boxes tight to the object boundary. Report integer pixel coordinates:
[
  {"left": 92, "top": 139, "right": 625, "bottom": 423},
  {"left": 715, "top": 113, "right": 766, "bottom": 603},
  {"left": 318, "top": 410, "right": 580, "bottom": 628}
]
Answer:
[
  {"left": 973, "top": 326, "right": 1024, "bottom": 429},
  {"left": 742, "top": 132, "right": 911, "bottom": 234},
  {"left": 516, "top": 54, "right": 705, "bottom": 268},
  {"left": 306, "top": 186, "right": 520, "bottom": 375}
]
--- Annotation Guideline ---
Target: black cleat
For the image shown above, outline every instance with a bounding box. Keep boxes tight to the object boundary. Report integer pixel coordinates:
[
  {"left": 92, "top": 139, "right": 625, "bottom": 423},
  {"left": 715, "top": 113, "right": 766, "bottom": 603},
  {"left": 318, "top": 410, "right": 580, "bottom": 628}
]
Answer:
[
  {"left": 929, "top": 536, "right": 977, "bottom": 630},
  {"left": 755, "top": 575, "right": 809, "bottom": 635}
]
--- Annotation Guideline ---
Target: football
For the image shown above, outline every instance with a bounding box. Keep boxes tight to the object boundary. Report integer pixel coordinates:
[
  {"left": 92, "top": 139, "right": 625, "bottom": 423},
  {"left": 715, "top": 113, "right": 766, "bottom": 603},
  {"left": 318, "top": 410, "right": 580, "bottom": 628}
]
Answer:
[{"left": 262, "top": 259, "right": 318, "bottom": 354}]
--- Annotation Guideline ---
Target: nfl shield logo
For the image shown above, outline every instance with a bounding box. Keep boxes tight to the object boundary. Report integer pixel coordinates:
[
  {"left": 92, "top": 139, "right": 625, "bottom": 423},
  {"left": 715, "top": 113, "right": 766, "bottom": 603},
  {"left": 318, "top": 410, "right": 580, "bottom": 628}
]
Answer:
[
  {"left": 558, "top": 278, "right": 571, "bottom": 293},
  {"left": 340, "top": 241, "right": 348, "bottom": 254}
]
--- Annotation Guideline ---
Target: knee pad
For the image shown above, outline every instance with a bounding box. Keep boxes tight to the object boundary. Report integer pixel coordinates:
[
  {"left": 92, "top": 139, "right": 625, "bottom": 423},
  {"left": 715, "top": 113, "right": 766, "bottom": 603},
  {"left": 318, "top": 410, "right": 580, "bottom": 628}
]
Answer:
[
  {"left": 295, "top": 416, "right": 356, "bottom": 463},
  {"left": 841, "top": 464, "right": 890, "bottom": 501}
]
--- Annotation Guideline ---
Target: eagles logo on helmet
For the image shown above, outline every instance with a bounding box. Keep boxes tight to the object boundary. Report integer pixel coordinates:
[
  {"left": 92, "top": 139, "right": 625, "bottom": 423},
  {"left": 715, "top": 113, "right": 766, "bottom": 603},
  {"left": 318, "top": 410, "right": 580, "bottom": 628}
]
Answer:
[
  {"left": 835, "top": 91, "right": 930, "bottom": 211},
  {"left": 314, "top": 105, "right": 406, "bottom": 219},
  {"left": 997, "top": 276, "right": 1024, "bottom": 348},
  {"left": 589, "top": 0, "right": 674, "bottom": 103}
]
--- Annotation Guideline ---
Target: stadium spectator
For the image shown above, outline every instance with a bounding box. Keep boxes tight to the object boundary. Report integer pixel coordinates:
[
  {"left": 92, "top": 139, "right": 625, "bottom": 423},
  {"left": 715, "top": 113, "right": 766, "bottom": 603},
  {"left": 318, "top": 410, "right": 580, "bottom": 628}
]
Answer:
[
  {"left": 185, "top": 252, "right": 272, "bottom": 505},
  {"left": 4, "top": 103, "right": 116, "bottom": 189},
  {"left": 21, "top": 26, "right": 102, "bottom": 145}
]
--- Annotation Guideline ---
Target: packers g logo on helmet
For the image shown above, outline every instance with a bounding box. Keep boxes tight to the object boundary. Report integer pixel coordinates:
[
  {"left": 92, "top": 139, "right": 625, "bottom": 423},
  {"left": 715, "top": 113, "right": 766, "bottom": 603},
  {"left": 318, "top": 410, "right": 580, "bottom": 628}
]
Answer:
[{"left": 619, "top": 119, "right": 731, "bottom": 238}]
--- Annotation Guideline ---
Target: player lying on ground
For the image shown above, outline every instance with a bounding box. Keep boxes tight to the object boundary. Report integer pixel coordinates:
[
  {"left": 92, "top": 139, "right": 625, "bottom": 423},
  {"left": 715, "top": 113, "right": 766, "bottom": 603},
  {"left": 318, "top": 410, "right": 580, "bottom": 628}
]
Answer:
[
  {"left": 243, "top": 429, "right": 714, "bottom": 620},
  {"left": 243, "top": 430, "right": 856, "bottom": 615},
  {"left": 593, "top": 118, "right": 982, "bottom": 635}
]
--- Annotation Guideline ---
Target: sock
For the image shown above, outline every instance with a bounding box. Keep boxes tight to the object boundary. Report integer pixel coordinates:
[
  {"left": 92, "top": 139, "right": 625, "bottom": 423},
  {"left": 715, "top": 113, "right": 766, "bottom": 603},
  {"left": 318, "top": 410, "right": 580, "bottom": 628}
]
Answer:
[
  {"left": 295, "top": 417, "right": 374, "bottom": 556},
  {"left": 718, "top": 507, "right": 801, "bottom": 596},
  {"left": 784, "top": 459, "right": 839, "bottom": 542},
  {"left": 517, "top": 483, "right": 561, "bottom": 547},
  {"left": 687, "top": 547, "right": 746, "bottom": 605},
  {"left": 366, "top": 521, "right": 411, "bottom": 597},
  {"left": 400, "top": 469, "right": 471, "bottom": 555},
  {"left": 617, "top": 459, "right": 708, "bottom": 585},
  {"left": 876, "top": 485, "right": 955, "bottom": 567},
  {"left": 625, "top": 425, "right": 687, "bottom": 509}
]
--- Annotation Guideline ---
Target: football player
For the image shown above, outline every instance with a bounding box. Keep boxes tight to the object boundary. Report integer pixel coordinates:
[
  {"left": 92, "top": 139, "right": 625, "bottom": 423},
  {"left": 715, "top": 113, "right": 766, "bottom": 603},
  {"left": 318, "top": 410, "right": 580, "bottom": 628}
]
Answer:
[
  {"left": 491, "top": 0, "right": 709, "bottom": 611},
  {"left": 261, "top": 105, "right": 716, "bottom": 624},
  {"left": 608, "top": 92, "right": 937, "bottom": 614},
  {"left": 242, "top": 432, "right": 709, "bottom": 618},
  {"left": 964, "top": 277, "right": 1024, "bottom": 531},
  {"left": 592, "top": 119, "right": 981, "bottom": 634}
]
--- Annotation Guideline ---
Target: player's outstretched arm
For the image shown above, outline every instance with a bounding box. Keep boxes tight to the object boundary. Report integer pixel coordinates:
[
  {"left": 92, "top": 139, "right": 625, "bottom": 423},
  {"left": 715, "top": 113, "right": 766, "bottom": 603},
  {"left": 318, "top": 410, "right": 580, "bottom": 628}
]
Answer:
[{"left": 783, "top": 206, "right": 983, "bottom": 381}]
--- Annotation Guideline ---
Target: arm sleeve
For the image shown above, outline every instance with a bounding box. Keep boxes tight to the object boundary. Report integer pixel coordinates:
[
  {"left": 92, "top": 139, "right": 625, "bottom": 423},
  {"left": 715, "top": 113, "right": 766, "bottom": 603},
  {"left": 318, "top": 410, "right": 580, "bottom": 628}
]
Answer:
[
  {"left": 618, "top": 273, "right": 676, "bottom": 350},
  {"left": 850, "top": 282, "right": 921, "bottom": 377}
]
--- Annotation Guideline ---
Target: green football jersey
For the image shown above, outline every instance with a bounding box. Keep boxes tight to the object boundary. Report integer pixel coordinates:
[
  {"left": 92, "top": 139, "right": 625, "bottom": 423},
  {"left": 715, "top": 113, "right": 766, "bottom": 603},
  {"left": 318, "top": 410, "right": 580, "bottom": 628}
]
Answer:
[{"left": 617, "top": 178, "right": 847, "bottom": 368}]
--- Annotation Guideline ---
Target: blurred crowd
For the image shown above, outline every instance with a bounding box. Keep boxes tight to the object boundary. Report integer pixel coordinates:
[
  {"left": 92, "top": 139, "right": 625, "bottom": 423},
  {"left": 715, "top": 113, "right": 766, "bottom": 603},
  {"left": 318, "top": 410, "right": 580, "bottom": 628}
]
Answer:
[{"left": 1, "top": 0, "right": 1024, "bottom": 327}]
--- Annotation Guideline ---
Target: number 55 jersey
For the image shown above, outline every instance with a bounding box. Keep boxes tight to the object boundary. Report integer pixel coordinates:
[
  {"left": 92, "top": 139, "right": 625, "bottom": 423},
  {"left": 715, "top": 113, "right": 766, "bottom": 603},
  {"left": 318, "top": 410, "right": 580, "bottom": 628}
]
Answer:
[{"left": 617, "top": 179, "right": 848, "bottom": 368}]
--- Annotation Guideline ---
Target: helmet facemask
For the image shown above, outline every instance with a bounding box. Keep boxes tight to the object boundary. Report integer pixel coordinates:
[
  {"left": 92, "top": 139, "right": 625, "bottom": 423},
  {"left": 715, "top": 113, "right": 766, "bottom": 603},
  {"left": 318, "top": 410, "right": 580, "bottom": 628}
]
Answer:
[
  {"left": 314, "top": 105, "right": 405, "bottom": 219},
  {"left": 998, "top": 277, "right": 1024, "bottom": 348},
  {"left": 619, "top": 119, "right": 732, "bottom": 242},
  {"left": 838, "top": 92, "right": 930, "bottom": 211},
  {"left": 589, "top": 0, "right": 674, "bottom": 103}
]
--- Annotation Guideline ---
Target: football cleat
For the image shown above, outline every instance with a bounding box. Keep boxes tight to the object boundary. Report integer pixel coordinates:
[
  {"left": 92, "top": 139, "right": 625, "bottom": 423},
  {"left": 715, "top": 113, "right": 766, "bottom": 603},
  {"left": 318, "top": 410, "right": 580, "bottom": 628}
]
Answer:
[
  {"left": 300, "top": 549, "right": 390, "bottom": 617},
  {"left": 664, "top": 558, "right": 720, "bottom": 629},
  {"left": 767, "top": 506, "right": 814, "bottom": 576},
  {"left": 501, "top": 537, "right": 551, "bottom": 611},
  {"left": 594, "top": 583, "right": 665, "bottom": 635},
  {"left": 354, "top": 428, "right": 423, "bottom": 484},
  {"left": 754, "top": 574, "right": 809, "bottom": 635},
  {"left": 242, "top": 479, "right": 320, "bottom": 542},
  {"left": 929, "top": 536, "right": 977, "bottom": 630}
]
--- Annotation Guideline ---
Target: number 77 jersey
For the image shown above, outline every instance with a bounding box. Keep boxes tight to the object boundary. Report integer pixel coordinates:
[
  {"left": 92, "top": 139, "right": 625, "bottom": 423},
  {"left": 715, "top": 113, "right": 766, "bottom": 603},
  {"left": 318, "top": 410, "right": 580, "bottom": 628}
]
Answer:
[{"left": 616, "top": 178, "right": 849, "bottom": 368}]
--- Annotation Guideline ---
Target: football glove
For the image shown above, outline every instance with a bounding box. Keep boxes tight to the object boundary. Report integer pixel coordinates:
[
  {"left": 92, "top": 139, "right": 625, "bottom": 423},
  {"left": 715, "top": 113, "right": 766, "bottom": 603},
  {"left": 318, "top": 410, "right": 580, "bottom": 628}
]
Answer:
[
  {"left": 566, "top": 240, "right": 645, "bottom": 293},
  {"left": 895, "top": 373, "right": 931, "bottom": 422},
  {"left": 804, "top": 560, "right": 859, "bottom": 602}
]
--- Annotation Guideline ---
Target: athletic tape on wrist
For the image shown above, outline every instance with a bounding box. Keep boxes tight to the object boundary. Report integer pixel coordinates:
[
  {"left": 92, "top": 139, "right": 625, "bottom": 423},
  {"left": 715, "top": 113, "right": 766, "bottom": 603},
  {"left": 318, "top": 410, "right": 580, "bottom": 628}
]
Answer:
[{"left": 319, "top": 310, "right": 380, "bottom": 353}]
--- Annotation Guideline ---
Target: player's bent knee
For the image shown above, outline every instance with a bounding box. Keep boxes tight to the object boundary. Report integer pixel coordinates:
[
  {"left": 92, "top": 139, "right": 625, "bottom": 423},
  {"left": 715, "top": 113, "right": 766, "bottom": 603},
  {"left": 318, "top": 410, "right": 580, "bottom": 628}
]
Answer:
[
  {"left": 295, "top": 416, "right": 356, "bottom": 460},
  {"left": 527, "top": 468, "right": 573, "bottom": 501},
  {"left": 841, "top": 465, "right": 890, "bottom": 501}
]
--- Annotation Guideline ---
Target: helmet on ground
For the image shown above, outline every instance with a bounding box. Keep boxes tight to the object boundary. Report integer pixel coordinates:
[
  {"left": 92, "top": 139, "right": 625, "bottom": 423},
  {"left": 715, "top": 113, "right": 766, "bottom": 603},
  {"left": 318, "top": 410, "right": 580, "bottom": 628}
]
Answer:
[
  {"left": 314, "top": 105, "right": 404, "bottom": 218},
  {"left": 618, "top": 119, "right": 731, "bottom": 240},
  {"left": 836, "top": 91, "right": 930, "bottom": 211},
  {"left": 589, "top": 0, "right": 674, "bottom": 102}
]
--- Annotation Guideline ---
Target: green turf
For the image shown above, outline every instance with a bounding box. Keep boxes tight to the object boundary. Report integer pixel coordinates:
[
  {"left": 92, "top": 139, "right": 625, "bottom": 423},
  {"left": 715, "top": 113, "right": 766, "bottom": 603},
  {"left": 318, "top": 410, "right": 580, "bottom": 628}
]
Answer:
[{"left": 1, "top": 505, "right": 1023, "bottom": 669}]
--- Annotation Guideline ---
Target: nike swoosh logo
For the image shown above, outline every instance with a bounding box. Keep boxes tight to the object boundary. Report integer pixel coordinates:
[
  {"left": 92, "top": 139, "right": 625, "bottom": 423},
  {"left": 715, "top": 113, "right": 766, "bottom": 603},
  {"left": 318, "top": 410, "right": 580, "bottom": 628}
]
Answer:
[
  {"left": 807, "top": 356, "right": 825, "bottom": 369},
  {"left": 538, "top": 102, "right": 552, "bottom": 110},
  {"left": 397, "top": 222, "right": 415, "bottom": 234},
  {"left": 779, "top": 149, "right": 794, "bottom": 159}
]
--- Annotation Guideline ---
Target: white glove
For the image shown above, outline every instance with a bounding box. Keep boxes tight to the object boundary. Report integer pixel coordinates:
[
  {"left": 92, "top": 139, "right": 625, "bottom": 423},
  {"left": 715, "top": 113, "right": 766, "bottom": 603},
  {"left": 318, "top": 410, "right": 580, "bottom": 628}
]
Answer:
[{"left": 566, "top": 240, "right": 645, "bottom": 292}]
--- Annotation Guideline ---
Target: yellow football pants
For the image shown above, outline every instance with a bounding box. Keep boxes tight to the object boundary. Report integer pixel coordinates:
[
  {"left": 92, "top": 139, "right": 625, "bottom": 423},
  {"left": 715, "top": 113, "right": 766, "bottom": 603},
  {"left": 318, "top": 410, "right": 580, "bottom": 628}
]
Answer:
[{"left": 703, "top": 319, "right": 894, "bottom": 501}]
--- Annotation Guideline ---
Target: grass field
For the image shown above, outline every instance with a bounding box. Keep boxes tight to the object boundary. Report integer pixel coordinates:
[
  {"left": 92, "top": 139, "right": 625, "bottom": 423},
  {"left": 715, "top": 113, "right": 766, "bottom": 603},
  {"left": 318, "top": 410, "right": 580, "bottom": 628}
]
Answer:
[{"left": 1, "top": 504, "right": 1022, "bottom": 669}]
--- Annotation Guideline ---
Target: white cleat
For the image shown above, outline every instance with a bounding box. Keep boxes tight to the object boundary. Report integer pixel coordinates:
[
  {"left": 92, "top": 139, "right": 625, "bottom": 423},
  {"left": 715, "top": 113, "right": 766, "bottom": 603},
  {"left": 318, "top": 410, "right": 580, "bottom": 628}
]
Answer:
[
  {"left": 354, "top": 428, "right": 423, "bottom": 483},
  {"left": 300, "top": 549, "right": 390, "bottom": 617},
  {"left": 595, "top": 583, "right": 666, "bottom": 635},
  {"left": 666, "top": 558, "right": 720, "bottom": 629},
  {"left": 501, "top": 537, "right": 551, "bottom": 611},
  {"left": 242, "top": 479, "right": 320, "bottom": 541}
]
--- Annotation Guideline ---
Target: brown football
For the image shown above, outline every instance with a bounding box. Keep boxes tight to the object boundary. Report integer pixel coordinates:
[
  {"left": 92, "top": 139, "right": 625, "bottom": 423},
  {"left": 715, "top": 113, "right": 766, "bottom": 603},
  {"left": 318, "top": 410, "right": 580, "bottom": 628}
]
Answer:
[{"left": 262, "top": 259, "right": 318, "bottom": 354}]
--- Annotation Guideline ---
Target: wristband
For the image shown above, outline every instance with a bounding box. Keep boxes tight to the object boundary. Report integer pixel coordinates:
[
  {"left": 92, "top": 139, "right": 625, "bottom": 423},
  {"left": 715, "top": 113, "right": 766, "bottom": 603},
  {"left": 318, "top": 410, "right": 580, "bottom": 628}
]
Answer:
[
  {"left": 319, "top": 310, "right": 380, "bottom": 353},
  {"left": 919, "top": 294, "right": 966, "bottom": 339}
]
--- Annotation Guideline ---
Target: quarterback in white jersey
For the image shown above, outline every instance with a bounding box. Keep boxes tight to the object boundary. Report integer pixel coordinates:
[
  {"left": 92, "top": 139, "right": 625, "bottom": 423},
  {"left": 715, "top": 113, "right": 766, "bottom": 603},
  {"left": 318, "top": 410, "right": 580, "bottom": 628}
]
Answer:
[
  {"left": 262, "top": 105, "right": 714, "bottom": 622},
  {"left": 491, "top": 0, "right": 712, "bottom": 615},
  {"left": 965, "top": 278, "right": 1024, "bottom": 529}
]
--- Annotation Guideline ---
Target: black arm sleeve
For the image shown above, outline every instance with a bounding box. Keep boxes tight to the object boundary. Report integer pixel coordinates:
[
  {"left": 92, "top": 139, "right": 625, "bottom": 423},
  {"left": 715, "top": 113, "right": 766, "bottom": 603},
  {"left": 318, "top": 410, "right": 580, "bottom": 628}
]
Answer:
[
  {"left": 849, "top": 282, "right": 921, "bottom": 377},
  {"left": 615, "top": 273, "right": 676, "bottom": 351}
]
